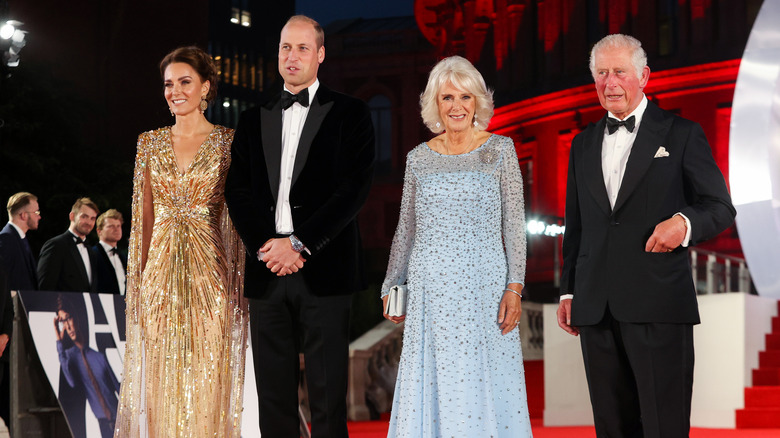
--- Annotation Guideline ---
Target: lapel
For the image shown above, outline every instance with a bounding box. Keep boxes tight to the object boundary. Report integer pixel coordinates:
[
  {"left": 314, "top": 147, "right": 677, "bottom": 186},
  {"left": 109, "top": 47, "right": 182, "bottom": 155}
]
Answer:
[
  {"left": 261, "top": 95, "right": 283, "bottom": 202},
  {"left": 65, "top": 232, "right": 91, "bottom": 287},
  {"left": 582, "top": 118, "right": 612, "bottom": 217},
  {"left": 612, "top": 101, "right": 672, "bottom": 214},
  {"left": 96, "top": 245, "right": 112, "bottom": 268},
  {"left": 292, "top": 86, "right": 334, "bottom": 185}
]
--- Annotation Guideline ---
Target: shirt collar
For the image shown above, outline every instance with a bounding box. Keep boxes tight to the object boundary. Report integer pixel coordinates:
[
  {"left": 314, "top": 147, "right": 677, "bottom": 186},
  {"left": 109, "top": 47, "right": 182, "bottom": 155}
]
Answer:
[
  {"left": 68, "top": 229, "right": 85, "bottom": 242},
  {"left": 99, "top": 241, "right": 115, "bottom": 253},
  {"left": 8, "top": 222, "right": 25, "bottom": 239},
  {"left": 283, "top": 78, "right": 319, "bottom": 107},
  {"left": 607, "top": 94, "right": 647, "bottom": 127}
]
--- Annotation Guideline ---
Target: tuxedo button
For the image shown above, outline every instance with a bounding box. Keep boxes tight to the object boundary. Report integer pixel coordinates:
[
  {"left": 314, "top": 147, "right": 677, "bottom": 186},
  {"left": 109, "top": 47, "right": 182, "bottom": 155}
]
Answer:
[{"left": 610, "top": 221, "right": 620, "bottom": 226}]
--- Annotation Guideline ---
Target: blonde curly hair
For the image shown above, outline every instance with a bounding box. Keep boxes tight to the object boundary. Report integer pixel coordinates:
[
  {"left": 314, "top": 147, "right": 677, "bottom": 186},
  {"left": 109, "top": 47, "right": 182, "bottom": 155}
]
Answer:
[{"left": 420, "top": 56, "right": 494, "bottom": 134}]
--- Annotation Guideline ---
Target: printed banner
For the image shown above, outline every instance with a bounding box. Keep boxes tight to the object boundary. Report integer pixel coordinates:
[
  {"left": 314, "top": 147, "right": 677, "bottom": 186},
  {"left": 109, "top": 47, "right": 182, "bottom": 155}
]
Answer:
[{"left": 17, "top": 291, "right": 261, "bottom": 438}]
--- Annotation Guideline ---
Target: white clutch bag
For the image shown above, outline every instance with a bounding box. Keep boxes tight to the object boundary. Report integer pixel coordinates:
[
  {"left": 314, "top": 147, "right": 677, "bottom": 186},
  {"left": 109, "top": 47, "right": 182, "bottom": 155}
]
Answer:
[{"left": 384, "top": 284, "right": 407, "bottom": 317}]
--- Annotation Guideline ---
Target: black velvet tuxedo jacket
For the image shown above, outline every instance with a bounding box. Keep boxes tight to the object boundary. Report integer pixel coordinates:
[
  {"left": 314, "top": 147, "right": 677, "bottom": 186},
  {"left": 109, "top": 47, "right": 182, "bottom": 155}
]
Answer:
[
  {"left": 90, "top": 244, "right": 126, "bottom": 295},
  {"left": 37, "top": 231, "right": 97, "bottom": 293},
  {"left": 0, "top": 223, "right": 38, "bottom": 291},
  {"left": 225, "top": 85, "right": 375, "bottom": 298},
  {"left": 560, "top": 101, "right": 735, "bottom": 326}
]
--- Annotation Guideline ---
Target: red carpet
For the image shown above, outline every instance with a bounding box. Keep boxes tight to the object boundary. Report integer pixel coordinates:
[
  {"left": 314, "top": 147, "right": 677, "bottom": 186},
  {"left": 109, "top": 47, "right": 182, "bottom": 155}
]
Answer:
[
  {"left": 738, "top": 301, "right": 780, "bottom": 428},
  {"left": 346, "top": 351, "right": 780, "bottom": 437},
  {"left": 347, "top": 417, "right": 780, "bottom": 437}
]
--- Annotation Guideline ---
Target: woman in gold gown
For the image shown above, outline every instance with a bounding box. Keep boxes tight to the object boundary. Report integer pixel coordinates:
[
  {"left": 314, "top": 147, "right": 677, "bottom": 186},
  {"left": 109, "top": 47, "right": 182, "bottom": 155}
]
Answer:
[{"left": 114, "top": 46, "right": 249, "bottom": 438}]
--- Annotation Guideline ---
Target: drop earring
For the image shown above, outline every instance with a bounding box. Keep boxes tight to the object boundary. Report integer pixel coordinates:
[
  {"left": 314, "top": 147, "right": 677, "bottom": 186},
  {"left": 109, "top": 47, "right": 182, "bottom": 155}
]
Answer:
[
  {"left": 435, "top": 121, "right": 441, "bottom": 129},
  {"left": 200, "top": 97, "right": 208, "bottom": 113},
  {"left": 473, "top": 116, "right": 479, "bottom": 127}
]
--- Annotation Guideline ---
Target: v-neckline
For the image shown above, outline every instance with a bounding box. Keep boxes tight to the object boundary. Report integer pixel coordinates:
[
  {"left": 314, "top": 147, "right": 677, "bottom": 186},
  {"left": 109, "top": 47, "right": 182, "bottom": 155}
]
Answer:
[{"left": 167, "top": 126, "right": 217, "bottom": 175}]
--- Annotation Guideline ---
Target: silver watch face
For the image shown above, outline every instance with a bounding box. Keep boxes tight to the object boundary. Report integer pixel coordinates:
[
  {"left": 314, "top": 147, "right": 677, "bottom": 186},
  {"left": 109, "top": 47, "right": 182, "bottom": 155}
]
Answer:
[{"left": 289, "top": 235, "right": 304, "bottom": 252}]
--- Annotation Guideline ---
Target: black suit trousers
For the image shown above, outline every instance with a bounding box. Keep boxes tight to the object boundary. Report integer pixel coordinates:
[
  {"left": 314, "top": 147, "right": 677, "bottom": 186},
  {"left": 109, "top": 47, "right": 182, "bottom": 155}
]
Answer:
[
  {"left": 250, "top": 274, "right": 352, "bottom": 438},
  {"left": 579, "top": 307, "right": 694, "bottom": 438}
]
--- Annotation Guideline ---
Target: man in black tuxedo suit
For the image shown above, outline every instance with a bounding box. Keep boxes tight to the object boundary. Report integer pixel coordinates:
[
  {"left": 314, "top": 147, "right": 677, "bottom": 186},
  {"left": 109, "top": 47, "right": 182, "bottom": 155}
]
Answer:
[
  {"left": 225, "top": 15, "right": 374, "bottom": 438},
  {"left": 557, "top": 34, "right": 736, "bottom": 438},
  {"left": 90, "top": 209, "right": 126, "bottom": 295},
  {"left": 0, "top": 192, "right": 40, "bottom": 433},
  {"left": 37, "top": 197, "right": 100, "bottom": 293}
]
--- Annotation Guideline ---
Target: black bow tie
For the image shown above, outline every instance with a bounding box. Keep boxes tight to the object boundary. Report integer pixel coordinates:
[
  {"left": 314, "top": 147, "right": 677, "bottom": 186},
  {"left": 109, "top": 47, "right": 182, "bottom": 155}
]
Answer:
[
  {"left": 109, "top": 247, "right": 118, "bottom": 255},
  {"left": 606, "top": 115, "right": 636, "bottom": 134},
  {"left": 74, "top": 236, "right": 86, "bottom": 246},
  {"left": 280, "top": 88, "right": 309, "bottom": 110}
]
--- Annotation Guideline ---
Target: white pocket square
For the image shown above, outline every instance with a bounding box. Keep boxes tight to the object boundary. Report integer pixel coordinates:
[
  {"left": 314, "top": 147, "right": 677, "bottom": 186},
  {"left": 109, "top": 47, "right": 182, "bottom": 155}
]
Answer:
[{"left": 654, "top": 146, "right": 670, "bottom": 158}]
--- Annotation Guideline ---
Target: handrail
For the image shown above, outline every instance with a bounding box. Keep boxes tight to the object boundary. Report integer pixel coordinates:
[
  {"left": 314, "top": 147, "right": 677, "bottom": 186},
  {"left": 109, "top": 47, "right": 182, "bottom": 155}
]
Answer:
[{"left": 689, "top": 248, "right": 755, "bottom": 294}]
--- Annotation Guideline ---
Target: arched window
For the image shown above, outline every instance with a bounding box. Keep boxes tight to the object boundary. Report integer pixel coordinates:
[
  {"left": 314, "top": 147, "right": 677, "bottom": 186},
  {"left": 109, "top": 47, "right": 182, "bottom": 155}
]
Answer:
[{"left": 368, "top": 95, "right": 392, "bottom": 175}]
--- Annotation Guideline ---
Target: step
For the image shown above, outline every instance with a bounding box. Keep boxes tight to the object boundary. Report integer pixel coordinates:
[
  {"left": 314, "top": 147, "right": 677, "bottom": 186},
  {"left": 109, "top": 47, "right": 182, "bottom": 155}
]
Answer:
[
  {"left": 768, "top": 333, "right": 780, "bottom": 351},
  {"left": 736, "top": 408, "right": 780, "bottom": 428},
  {"left": 760, "top": 350, "right": 780, "bottom": 368},
  {"left": 745, "top": 386, "right": 780, "bottom": 408},
  {"left": 774, "top": 316, "right": 780, "bottom": 333},
  {"left": 753, "top": 368, "right": 780, "bottom": 386}
]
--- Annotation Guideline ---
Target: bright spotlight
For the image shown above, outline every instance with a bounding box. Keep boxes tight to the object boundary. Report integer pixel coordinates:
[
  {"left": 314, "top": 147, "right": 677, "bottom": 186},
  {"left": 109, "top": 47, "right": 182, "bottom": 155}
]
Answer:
[{"left": 0, "top": 23, "right": 14, "bottom": 40}]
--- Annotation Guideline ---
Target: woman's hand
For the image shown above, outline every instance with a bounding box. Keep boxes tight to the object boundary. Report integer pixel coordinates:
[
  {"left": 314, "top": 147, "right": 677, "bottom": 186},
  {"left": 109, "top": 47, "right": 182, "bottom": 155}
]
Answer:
[
  {"left": 54, "top": 316, "right": 64, "bottom": 341},
  {"left": 382, "top": 295, "right": 406, "bottom": 324},
  {"left": 498, "top": 284, "right": 523, "bottom": 335}
]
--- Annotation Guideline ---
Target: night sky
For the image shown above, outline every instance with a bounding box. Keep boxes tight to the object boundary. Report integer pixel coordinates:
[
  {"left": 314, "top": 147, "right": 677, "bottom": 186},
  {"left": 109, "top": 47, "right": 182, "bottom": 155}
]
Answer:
[{"left": 296, "top": 0, "right": 414, "bottom": 26}]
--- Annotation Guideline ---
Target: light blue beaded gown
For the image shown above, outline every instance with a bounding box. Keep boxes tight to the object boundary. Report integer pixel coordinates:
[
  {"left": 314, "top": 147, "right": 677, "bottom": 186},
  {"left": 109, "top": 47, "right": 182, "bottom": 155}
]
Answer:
[{"left": 381, "top": 134, "right": 532, "bottom": 437}]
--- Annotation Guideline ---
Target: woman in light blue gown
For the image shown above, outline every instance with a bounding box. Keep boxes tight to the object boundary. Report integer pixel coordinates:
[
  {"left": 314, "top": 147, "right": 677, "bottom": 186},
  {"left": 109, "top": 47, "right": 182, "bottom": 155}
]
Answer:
[{"left": 381, "top": 56, "right": 532, "bottom": 437}]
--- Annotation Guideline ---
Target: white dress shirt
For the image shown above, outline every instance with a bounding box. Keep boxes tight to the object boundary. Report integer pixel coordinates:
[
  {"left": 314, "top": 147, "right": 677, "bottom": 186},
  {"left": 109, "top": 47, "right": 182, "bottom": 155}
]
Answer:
[
  {"left": 99, "top": 240, "right": 126, "bottom": 295},
  {"left": 276, "top": 80, "right": 319, "bottom": 235},
  {"left": 68, "top": 230, "right": 92, "bottom": 283},
  {"left": 602, "top": 96, "right": 648, "bottom": 209}
]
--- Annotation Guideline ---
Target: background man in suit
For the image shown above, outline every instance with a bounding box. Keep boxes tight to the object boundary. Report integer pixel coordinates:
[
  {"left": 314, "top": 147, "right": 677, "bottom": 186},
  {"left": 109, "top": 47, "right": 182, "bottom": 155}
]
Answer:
[
  {"left": 90, "top": 209, "right": 126, "bottom": 295},
  {"left": 0, "top": 192, "right": 41, "bottom": 291},
  {"left": 0, "top": 192, "right": 39, "bottom": 433},
  {"left": 38, "top": 197, "right": 100, "bottom": 293},
  {"left": 225, "top": 14, "right": 375, "bottom": 438},
  {"left": 557, "top": 34, "right": 735, "bottom": 438}
]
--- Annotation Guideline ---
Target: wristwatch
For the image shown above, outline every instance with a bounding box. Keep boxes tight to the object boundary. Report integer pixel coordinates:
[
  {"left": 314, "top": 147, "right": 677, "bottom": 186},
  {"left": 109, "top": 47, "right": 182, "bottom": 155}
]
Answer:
[{"left": 289, "top": 234, "right": 305, "bottom": 253}]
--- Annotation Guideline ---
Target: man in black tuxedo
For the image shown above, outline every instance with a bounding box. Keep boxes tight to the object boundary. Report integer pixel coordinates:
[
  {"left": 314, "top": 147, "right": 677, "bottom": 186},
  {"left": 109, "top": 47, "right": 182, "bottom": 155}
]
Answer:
[
  {"left": 0, "top": 192, "right": 40, "bottom": 433},
  {"left": 557, "top": 34, "right": 735, "bottom": 438},
  {"left": 225, "top": 14, "right": 374, "bottom": 438},
  {"left": 37, "top": 197, "right": 100, "bottom": 293},
  {"left": 90, "top": 209, "right": 126, "bottom": 295}
]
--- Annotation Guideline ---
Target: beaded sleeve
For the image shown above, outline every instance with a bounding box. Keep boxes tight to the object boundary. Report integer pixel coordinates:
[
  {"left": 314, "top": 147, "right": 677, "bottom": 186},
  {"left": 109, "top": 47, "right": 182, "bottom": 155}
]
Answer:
[
  {"left": 380, "top": 154, "right": 417, "bottom": 297},
  {"left": 113, "top": 131, "right": 149, "bottom": 437},
  {"left": 499, "top": 138, "right": 527, "bottom": 286}
]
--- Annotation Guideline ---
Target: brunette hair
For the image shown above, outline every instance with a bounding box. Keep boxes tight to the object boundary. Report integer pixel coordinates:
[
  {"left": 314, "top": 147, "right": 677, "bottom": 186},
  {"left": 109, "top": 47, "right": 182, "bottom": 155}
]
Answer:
[
  {"left": 70, "top": 197, "right": 100, "bottom": 217},
  {"left": 159, "top": 46, "right": 219, "bottom": 102}
]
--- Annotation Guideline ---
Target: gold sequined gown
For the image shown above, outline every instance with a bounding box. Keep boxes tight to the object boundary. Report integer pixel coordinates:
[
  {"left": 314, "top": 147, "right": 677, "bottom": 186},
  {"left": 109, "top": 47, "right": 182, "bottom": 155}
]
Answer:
[{"left": 114, "top": 126, "right": 249, "bottom": 438}]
